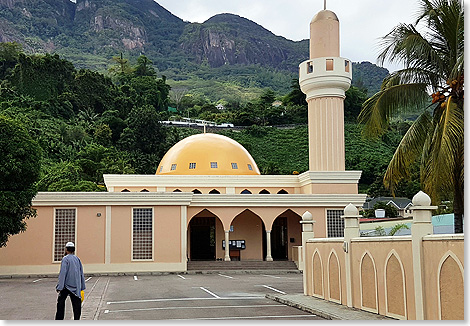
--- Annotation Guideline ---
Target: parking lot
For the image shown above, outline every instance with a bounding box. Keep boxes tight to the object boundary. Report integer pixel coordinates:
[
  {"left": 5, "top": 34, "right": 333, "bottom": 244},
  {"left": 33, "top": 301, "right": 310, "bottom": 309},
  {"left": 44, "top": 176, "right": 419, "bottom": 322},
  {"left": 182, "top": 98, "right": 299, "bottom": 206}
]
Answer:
[{"left": 0, "top": 273, "right": 323, "bottom": 320}]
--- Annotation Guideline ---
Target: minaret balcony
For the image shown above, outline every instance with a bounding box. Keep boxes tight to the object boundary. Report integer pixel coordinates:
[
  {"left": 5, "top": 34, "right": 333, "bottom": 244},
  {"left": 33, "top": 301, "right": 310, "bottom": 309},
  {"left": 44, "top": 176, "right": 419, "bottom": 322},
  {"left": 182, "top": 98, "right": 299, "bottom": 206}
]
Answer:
[{"left": 299, "top": 57, "right": 352, "bottom": 100}]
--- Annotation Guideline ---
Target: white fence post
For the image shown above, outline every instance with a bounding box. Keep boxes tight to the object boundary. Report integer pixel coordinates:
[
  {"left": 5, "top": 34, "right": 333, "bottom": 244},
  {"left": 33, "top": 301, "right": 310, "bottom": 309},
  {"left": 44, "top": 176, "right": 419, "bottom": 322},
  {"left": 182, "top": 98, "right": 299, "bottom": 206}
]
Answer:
[
  {"left": 301, "top": 211, "right": 315, "bottom": 295},
  {"left": 342, "top": 203, "right": 360, "bottom": 308},
  {"left": 410, "top": 191, "right": 436, "bottom": 320}
]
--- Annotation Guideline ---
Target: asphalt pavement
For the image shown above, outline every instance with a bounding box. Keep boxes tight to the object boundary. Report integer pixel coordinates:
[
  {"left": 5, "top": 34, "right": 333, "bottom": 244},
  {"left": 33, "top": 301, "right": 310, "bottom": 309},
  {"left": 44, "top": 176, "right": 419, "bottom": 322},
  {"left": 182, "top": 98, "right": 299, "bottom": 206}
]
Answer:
[{"left": 0, "top": 272, "right": 323, "bottom": 320}]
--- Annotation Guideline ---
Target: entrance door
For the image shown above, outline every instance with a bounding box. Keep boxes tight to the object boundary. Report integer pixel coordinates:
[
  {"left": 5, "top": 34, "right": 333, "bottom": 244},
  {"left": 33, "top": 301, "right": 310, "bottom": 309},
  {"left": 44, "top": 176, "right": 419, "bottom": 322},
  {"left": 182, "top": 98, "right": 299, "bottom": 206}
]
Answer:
[
  {"left": 189, "top": 217, "right": 216, "bottom": 260},
  {"left": 271, "top": 217, "right": 288, "bottom": 260}
]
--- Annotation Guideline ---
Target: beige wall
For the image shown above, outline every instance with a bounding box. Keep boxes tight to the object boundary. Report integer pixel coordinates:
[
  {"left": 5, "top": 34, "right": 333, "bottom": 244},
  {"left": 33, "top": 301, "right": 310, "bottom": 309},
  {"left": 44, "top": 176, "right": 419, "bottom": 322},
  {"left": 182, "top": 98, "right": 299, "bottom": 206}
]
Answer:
[
  {"left": 300, "top": 183, "right": 358, "bottom": 194},
  {"left": 76, "top": 206, "right": 106, "bottom": 264},
  {"left": 154, "top": 206, "right": 182, "bottom": 262},
  {"left": 422, "top": 237, "right": 464, "bottom": 320},
  {"left": 0, "top": 207, "right": 55, "bottom": 266},
  {"left": 231, "top": 210, "right": 263, "bottom": 260},
  {"left": 305, "top": 235, "right": 464, "bottom": 320}
]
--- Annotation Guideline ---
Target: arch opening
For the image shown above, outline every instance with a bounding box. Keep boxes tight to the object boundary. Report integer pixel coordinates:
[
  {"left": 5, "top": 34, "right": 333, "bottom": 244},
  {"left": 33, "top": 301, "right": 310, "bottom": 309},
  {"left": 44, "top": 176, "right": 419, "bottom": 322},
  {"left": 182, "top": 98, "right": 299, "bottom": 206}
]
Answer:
[
  {"left": 271, "top": 210, "right": 302, "bottom": 260},
  {"left": 188, "top": 209, "right": 224, "bottom": 261}
]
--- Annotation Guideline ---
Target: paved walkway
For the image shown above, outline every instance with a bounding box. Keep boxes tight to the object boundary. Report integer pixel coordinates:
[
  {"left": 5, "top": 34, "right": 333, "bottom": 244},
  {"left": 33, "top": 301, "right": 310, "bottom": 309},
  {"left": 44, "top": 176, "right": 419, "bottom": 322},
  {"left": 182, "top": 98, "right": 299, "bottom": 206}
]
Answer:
[{"left": 266, "top": 293, "right": 394, "bottom": 320}]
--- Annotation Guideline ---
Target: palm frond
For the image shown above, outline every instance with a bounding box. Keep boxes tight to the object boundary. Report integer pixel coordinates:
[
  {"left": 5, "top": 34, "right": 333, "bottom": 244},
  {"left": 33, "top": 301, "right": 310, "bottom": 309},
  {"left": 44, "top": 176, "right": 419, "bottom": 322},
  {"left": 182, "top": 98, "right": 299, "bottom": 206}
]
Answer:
[
  {"left": 383, "top": 111, "right": 433, "bottom": 194},
  {"left": 422, "top": 97, "right": 464, "bottom": 197},
  {"left": 358, "top": 82, "right": 428, "bottom": 137}
]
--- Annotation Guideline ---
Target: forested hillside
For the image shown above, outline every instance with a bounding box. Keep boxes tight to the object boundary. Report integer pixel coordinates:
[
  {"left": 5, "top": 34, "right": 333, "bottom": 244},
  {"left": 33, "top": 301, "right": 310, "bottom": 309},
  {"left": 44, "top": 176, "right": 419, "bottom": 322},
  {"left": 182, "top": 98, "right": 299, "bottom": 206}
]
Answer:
[
  {"left": 0, "top": 0, "right": 389, "bottom": 99},
  {"left": 0, "top": 44, "right": 419, "bottom": 197}
]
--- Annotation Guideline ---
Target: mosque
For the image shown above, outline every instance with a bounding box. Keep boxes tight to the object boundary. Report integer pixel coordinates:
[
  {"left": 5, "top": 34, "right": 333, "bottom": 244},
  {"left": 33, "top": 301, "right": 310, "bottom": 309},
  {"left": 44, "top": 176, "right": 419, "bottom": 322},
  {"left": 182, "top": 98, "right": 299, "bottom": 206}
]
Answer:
[{"left": 0, "top": 7, "right": 367, "bottom": 275}]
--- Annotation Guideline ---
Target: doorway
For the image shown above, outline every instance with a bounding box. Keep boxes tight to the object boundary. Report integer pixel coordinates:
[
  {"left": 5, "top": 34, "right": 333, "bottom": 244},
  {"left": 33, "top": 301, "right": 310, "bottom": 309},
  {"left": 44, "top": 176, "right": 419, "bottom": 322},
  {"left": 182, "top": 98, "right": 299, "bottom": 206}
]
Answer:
[
  {"left": 189, "top": 216, "right": 216, "bottom": 260},
  {"left": 271, "top": 216, "right": 288, "bottom": 260}
]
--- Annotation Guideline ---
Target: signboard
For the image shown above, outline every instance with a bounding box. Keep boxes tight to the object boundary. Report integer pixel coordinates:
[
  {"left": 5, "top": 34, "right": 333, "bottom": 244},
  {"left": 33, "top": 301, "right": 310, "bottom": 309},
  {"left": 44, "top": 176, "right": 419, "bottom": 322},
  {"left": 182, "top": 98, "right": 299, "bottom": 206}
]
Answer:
[{"left": 222, "top": 240, "right": 246, "bottom": 250}]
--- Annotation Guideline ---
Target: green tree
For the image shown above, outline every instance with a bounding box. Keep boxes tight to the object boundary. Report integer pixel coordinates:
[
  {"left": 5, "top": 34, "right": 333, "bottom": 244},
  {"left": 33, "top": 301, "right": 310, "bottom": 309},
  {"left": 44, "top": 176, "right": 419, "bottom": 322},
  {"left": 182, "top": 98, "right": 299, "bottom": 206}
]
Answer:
[
  {"left": 134, "top": 55, "right": 156, "bottom": 77},
  {"left": 358, "top": 0, "right": 464, "bottom": 232},
  {"left": 0, "top": 116, "right": 41, "bottom": 247}
]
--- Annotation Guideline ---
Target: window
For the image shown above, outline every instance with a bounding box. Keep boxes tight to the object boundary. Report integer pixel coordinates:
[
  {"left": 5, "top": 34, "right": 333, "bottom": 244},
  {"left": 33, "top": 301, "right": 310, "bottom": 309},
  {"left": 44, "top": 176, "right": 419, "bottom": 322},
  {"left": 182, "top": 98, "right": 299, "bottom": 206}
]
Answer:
[
  {"left": 132, "top": 208, "right": 153, "bottom": 260},
  {"left": 54, "top": 209, "right": 76, "bottom": 262},
  {"left": 327, "top": 210, "right": 344, "bottom": 237},
  {"left": 192, "top": 189, "right": 202, "bottom": 194},
  {"left": 159, "top": 166, "right": 163, "bottom": 173},
  {"left": 259, "top": 189, "right": 270, "bottom": 194},
  {"left": 241, "top": 189, "right": 252, "bottom": 194},
  {"left": 247, "top": 164, "right": 253, "bottom": 171},
  {"left": 173, "top": 189, "right": 182, "bottom": 193},
  {"left": 210, "top": 162, "right": 218, "bottom": 169},
  {"left": 209, "top": 189, "right": 220, "bottom": 194},
  {"left": 345, "top": 60, "right": 350, "bottom": 73},
  {"left": 326, "top": 59, "right": 334, "bottom": 71},
  {"left": 171, "top": 164, "right": 177, "bottom": 171},
  {"left": 277, "top": 189, "right": 288, "bottom": 194},
  {"left": 231, "top": 163, "right": 238, "bottom": 169},
  {"left": 140, "top": 189, "right": 149, "bottom": 192},
  {"left": 189, "top": 163, "right": 196, "bottom": 169},
  {"left": 121, "top": 189, "right": 130, "bottom": 192},
  {"left": 307, "top": 61, "right": 313, "bottom": 73}
]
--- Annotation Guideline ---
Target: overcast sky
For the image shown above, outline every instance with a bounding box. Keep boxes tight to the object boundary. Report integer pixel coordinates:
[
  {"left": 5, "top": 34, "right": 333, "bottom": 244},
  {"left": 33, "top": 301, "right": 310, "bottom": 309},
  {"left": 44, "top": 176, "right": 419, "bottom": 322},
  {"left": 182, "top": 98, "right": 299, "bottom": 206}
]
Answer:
[{"left": 156, "top": 0, "right": 423, "bottom": 72}]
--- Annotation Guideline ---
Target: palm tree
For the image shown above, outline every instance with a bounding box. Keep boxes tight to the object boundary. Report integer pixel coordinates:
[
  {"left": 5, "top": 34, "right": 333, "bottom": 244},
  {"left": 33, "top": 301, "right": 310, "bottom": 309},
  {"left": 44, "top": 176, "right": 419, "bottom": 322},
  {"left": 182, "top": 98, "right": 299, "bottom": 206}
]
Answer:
[{"left": 358, "top": 0, "right": 464, "bottom": 233}]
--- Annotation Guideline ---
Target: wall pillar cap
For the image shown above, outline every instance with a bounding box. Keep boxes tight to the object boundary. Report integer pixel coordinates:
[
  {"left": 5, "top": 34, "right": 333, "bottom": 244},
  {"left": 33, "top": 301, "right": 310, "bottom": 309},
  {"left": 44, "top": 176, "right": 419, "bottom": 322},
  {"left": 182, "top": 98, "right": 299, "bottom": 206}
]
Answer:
[
  {"left": 343, "top": 203, "right": 359, "bottom": 216},
  {"left": 302, "top": 211, "right": 313, "bottom": 221},
  {"left": 412, "top": 191, "right": 431, "bottom": 206}
]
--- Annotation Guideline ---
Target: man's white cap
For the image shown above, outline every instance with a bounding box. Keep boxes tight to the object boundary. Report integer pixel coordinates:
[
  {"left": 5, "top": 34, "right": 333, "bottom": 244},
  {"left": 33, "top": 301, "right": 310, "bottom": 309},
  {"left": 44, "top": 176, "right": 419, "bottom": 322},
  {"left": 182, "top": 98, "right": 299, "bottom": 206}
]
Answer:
[{"left": 65, "top": 242, "right": 75, "bottom": 247}]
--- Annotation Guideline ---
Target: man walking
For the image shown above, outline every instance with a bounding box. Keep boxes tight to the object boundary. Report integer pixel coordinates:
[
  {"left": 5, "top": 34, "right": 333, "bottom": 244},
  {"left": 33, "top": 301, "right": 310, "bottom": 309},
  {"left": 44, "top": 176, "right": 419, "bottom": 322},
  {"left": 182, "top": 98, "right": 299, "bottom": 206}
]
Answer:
[{"left": 55, "top": 242, "right": 86, "bottom": 320}]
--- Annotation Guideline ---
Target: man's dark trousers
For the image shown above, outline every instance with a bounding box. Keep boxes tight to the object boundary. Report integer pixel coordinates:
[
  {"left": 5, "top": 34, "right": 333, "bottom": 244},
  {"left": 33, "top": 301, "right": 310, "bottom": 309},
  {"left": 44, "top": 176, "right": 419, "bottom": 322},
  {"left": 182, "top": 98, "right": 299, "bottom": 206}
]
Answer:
[{"left": 55, "top": 288, "right": 81, "bottom": 320}]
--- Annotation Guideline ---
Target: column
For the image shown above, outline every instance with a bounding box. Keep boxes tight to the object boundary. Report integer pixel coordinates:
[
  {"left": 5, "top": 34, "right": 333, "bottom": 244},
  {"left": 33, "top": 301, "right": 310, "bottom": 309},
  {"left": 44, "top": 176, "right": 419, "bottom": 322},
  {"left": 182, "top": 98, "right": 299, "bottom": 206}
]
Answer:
[
  {"left": 410, "top": 191, "right": 436, "bottom": 320},
  {"left": 342, "top": 203, "right": 360, "bottom": 308},
  {"left": 105, "top": 206, "right": 111, "bottom": 265},
  {"left": 301, "top": 211, "right": 315, "bottom": 295},
  {"left": 224, "top": 230, "right": 231, "bottom": 261},
  {"left": 266, "top": 230, "right": 273, "bottom": 261}
]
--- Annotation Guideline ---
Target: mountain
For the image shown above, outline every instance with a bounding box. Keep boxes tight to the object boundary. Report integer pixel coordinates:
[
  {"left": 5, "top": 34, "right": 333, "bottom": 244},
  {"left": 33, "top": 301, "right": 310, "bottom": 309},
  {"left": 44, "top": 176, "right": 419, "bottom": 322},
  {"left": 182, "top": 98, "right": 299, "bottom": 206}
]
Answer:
[
  {"left": 0, "top": 0, "right": 389, "bottom": 96},
  {"left": 179, "top": 13, "right": 308, "bottom": 71}
]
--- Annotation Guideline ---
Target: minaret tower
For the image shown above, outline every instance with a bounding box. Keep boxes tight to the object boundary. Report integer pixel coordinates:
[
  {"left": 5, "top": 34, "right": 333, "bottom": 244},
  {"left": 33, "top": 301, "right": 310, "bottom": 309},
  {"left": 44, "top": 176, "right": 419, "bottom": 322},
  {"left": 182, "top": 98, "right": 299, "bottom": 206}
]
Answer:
[{"left": 299, "top": 7, "right": 351, "bottom": 171}]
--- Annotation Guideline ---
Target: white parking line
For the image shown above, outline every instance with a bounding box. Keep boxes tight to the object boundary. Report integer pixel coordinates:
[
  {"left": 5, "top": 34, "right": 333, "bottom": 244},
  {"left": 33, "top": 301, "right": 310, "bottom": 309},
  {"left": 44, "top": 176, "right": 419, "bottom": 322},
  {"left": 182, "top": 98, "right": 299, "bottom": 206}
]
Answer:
[
  {"left": 32, "top": 279, "right": 42, "bottom": 283},
  {"left": 177, "top": 275, "right": 186, "bottom": 280},
  {"left": 104, "top": 304, "right": 283, "bottom": 314},
  {"left": 85, "top": 277, "right": 92, "bottom": 282},
  {"left": 262, "top": 275, "right": 281, "bottom": 279},
  {"left": 217, "top": 273, "right": 234, "bottom": 279},
  {"left": 133, "top": 276, "right": 138, "bottom": 281},
  {"left": 261, "top": 285, "right": 286, "bottom": 294},
  {"left": 107, "top": 296, "right": 264, "bottom": 305},
  {"left": 200, "top": 287, "right": 220, "bottom": 298},
  {"left": 167, "top": 315, "right": 317, "bottom": 320}
]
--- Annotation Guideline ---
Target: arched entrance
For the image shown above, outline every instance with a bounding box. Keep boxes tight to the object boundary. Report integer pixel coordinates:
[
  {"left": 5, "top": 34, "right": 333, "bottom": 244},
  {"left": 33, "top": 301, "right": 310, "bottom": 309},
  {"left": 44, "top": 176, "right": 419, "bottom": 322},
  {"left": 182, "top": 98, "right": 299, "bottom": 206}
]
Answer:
[
  {"left": 271, "top": 210, "right": 302, "bottom": 260},
  {"left": 230, "top": 209, "right": 266, "bottom": 261},
  {"left": 188, "top": 209, "right": 223, "bottom": 261}
]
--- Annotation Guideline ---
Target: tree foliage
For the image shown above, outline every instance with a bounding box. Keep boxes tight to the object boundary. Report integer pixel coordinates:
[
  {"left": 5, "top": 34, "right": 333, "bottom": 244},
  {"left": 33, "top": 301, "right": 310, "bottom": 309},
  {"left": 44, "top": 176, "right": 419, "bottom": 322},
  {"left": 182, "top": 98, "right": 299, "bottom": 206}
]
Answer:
[
  {"left": 0, "top": 115, "right": 41, "bottom": 247},
  {"left": 358, "top": 0, "right": 464, "bottom": 232}
]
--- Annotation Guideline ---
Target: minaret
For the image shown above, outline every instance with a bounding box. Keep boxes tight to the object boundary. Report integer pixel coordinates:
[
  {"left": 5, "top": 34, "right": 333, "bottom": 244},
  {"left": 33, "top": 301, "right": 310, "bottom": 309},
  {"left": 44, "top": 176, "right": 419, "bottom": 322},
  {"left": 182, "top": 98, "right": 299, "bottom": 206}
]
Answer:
[{"left": 299, "top": 8, "right": 351, "bottom": 171}]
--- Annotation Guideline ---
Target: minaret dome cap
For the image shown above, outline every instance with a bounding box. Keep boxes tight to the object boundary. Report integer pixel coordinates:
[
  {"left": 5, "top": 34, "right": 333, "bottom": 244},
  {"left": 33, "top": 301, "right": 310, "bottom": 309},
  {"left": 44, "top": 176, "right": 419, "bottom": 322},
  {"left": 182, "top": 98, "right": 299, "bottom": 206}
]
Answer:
[{"left": 311, "top": 10, "right": 339, "bottom": 23}]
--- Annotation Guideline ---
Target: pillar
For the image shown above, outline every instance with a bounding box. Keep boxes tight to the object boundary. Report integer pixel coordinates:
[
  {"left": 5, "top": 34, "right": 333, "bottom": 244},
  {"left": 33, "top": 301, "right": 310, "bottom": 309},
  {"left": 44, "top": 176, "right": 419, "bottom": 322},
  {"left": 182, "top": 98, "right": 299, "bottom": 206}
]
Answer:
[
  {"left": 342, "top": 203, "right": 360, "bottom": 308},
  {"left": 266, "top": 230, "right": 273, "bottom": 261},
  {"left": 301, "top": 211, "right": 315, "bottom": 295},
  {"left": 224, "top": 230, "right": 231, "bottom": 261},
  {"left": 410, "top": 191, "right": 436, "bottom": 320},
  {"left": 299, "top": 9, "right": 351, "bottom": 171}
]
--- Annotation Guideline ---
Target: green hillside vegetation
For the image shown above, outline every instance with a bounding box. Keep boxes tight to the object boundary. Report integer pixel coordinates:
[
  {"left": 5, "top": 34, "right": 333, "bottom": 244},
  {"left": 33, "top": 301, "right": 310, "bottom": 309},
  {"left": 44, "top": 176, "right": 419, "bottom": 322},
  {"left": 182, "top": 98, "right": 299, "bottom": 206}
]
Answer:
[
  {"left": 0, "top": 44, "right": 418, "bottom": 198},
  {"left": 0, "top": 0, "right": 390, "bottom": 104}
]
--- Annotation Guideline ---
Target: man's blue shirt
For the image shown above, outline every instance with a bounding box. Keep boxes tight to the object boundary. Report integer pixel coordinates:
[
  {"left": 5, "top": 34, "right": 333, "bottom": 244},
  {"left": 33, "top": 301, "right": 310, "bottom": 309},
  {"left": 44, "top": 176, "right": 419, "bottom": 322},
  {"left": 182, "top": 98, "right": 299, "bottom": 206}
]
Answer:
[{"left": 56, "top": 254, "right": 85, "bottom": 298}]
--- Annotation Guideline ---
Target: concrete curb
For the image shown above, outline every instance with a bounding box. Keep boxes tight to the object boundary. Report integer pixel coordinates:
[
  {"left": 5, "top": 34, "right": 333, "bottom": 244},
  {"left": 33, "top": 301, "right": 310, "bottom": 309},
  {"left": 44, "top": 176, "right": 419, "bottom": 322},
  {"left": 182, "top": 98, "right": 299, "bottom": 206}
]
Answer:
[
  {"left": 266, "top": 293, "right": 394, "bottom": 320},
  {"left": 0, "top": 269, "right": 301, "bottom": 279}
]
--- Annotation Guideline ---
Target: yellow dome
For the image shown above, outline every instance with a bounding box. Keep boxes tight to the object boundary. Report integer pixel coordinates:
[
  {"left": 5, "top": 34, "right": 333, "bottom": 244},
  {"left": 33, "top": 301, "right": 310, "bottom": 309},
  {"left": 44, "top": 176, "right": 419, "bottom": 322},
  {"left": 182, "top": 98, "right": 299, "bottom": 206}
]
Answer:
[{"left": 156, "top": 133, "right": 260, "bottom": 175}]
